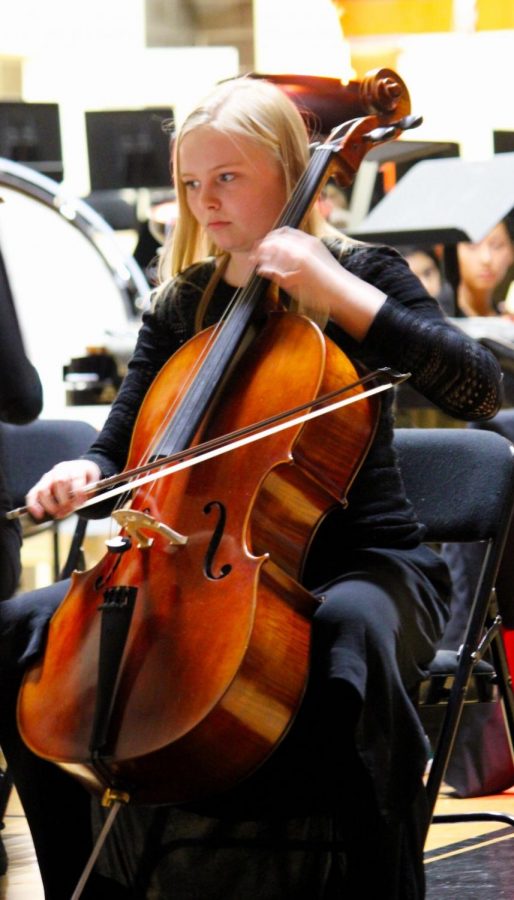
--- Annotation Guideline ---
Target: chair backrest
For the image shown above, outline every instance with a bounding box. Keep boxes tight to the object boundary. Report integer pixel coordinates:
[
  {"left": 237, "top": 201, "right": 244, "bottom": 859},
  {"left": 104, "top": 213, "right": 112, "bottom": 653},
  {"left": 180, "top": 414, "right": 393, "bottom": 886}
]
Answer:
[
  {"left": 0, "top": 418, "right": 97, "bottom": 508},
  {"left": 394, "top": 427, "right": 514, "bottom": 545}
]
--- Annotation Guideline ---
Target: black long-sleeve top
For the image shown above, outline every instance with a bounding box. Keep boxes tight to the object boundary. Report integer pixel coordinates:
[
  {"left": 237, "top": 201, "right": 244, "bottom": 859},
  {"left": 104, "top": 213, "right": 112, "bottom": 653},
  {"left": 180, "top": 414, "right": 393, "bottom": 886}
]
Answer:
[
  {"left": 0, "top": 248, "right": 43, "bottom": 425},
  {"left": 83, "top": 241, "right": 502, "bottom": 574}
]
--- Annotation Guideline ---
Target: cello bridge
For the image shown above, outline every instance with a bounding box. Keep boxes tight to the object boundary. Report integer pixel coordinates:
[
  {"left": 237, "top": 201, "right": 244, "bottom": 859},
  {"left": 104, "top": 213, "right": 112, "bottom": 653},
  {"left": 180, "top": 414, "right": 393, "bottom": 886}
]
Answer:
[{"left": 111, "top": 509, "right": 188, "bottom": 550}]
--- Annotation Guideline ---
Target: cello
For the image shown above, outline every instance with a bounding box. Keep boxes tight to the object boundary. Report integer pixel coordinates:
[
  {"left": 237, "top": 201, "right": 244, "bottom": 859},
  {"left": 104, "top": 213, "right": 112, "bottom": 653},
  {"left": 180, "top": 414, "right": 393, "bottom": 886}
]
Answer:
[{"left": 16, "top": 69, "right": 418, "bottom": 812}]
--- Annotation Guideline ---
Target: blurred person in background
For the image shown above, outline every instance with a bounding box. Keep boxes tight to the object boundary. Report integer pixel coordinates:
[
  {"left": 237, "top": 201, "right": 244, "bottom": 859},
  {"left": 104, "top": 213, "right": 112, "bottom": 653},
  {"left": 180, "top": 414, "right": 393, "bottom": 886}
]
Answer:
[
  {"left": 398, "top": 245, "right": 454, "bottom": 316},
  {"left": 455, "top": 212, "right": 514, "bottom": 318},
  {"left": 0, "top": 229, "right": 43, "bottom": 876}
]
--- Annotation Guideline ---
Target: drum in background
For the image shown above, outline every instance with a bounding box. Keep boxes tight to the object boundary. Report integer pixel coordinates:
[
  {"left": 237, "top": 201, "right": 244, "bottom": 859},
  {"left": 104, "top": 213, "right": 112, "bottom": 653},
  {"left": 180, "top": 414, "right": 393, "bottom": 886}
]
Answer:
[{"left": 0, "top": 158, "right": 150, "bottom": 425}]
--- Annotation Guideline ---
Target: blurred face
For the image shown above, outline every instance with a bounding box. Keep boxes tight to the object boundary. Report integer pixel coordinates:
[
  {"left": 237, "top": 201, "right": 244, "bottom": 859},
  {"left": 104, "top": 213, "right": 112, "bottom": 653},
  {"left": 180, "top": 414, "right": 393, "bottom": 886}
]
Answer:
[
  {"left": 405, "top": 250, "right": 442, "bottom": 298},
  {"left": 457, "top": 222, "right": 514, "bottom": 294},
  {"left": 178, "top": 126, "right": 287, "bottom": 258}
]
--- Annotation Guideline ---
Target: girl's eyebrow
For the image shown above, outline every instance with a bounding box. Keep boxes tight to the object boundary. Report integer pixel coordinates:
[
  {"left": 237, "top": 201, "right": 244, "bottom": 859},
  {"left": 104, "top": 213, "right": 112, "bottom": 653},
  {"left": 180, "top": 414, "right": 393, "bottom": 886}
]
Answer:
[{"left": 180, "top": 160, "right": 243, "bottom": 178}]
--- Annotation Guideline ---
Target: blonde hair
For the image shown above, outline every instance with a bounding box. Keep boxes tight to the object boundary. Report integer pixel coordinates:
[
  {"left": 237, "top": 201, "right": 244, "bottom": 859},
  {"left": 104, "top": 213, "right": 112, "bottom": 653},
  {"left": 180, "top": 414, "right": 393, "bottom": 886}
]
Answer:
[{"left": 157, "top": 77, "right": 337, "bottom": 285}]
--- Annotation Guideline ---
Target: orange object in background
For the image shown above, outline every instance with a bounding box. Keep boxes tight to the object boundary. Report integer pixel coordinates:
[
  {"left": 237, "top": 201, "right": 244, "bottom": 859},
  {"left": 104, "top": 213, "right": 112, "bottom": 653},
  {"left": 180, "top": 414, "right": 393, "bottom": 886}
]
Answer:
[
  {"left": 380, "top": 161, "right": 397, "bottom": 194},
  {"left": 476, "top": 0, "right": 514, "bottom": 30},
  {"left": 333, "top": 0, "right": 453, "bottom": 36}
]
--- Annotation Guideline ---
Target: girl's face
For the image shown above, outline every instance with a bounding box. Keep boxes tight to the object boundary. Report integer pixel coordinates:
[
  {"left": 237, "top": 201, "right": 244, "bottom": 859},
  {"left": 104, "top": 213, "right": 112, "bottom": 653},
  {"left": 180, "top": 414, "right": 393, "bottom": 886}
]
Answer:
[
  {"left": 178, "top": 126, "right": 287, "bottom": 258},
  {"left": 457, "top": 222, "right": 514, "bottom": 294}
]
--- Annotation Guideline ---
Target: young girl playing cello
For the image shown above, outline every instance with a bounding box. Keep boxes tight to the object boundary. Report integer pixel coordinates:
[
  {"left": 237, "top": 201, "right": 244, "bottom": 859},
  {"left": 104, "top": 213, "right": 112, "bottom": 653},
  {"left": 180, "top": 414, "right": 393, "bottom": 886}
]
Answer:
[{"left": 0, "top": 78, "right": 502, "bottom": 899}]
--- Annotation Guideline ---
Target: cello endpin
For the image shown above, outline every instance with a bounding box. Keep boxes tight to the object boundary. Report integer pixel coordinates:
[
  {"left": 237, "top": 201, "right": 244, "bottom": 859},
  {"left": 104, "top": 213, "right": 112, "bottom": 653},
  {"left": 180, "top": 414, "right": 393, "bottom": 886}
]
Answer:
[{"left": 101, "top": 787, "right": 131, "bottom": 808}]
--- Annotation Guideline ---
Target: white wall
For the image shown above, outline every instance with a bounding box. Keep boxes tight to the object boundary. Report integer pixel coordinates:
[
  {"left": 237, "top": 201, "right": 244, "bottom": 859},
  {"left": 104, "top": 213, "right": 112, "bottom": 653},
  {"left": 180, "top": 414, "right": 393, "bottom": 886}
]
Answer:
[
  {"left": 22, "top": 46, "right": 240, "bottom": 195},
  {"left": 0, "top": 0, "right": 145, "bottom": 56},
  {"left": 254, "top": 0, "right": 354, "bottom": 80},
  {"left": 397, "top": 31, "right": 514, "bottom": 159}
]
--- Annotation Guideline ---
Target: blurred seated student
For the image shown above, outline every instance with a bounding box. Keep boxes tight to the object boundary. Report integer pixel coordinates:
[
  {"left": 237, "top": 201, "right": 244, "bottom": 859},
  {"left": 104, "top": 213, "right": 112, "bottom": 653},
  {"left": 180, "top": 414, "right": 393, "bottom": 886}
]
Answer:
[
  {"left": 396, "top": 245, "right": 455, "bottom": 316},
  {"left": 0, "top": 239, "right": 43, "bottom": 600},
  {"left": 455, "top": 212, "right": 514, "bottom": 318},
  {"left": 400, "top": 227, "right": 514, "bottom": 405},
  {"left": 453, "top": 213, "right": 514, "bottom": 405},
  {"left": 0, "top": 233, "right": 43, "bottom": 875}
]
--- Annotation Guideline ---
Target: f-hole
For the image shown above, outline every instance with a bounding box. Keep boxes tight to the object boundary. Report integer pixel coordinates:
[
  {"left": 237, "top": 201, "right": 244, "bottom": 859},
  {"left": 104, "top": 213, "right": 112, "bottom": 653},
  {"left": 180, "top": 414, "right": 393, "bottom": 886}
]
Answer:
[{"left": 203, "top": 500, "right": 232, "bottom": 580}]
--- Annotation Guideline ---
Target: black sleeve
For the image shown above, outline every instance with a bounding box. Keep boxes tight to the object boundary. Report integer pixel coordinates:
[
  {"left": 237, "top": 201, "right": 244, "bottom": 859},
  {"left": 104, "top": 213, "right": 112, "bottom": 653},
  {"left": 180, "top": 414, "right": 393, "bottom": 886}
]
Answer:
[
  {"left": 0, "top": 247, "right": 43, "bottom": 424},
  {"left": 364, "top": 296, "right": 501, "bottom": 420},
  {"left": 328, "top": 244, "right": 502, "bottom": 421}
]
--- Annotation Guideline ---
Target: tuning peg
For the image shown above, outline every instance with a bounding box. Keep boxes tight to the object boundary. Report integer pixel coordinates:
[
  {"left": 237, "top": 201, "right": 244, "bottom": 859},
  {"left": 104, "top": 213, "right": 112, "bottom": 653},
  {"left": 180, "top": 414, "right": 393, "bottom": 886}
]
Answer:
[
  {"left": 395, "top": 114, "right": 424, "bottom": 131},
  {"left": 363, "top": 125, "right": 398, "bottom": 143}
]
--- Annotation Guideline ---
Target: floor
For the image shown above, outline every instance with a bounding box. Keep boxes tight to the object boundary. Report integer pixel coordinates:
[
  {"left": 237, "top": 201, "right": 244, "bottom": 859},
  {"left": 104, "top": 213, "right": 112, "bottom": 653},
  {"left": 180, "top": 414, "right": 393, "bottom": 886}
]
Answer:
[
  {"left": 2, "top": 530, "right": 514, "bottom": 898},
  {"left": 3, "top": 786, "right": 514, "bottom": 898},
  {"left": 425, "top": 790, "right": 514, "bottom": 898}
]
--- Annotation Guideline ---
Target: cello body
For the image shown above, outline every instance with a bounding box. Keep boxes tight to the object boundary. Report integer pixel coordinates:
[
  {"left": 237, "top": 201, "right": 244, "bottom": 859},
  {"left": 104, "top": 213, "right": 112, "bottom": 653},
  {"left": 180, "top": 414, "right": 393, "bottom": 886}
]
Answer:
[{"left": 18, "top": 312, "right": 378, "bottom": 804}]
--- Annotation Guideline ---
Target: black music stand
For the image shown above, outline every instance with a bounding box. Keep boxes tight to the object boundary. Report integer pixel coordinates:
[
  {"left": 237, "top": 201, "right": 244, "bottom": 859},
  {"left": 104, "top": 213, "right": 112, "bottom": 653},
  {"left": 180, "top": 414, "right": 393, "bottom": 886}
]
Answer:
[
  {"left": 348, "top": 152, "right": 514, "bottom": 246},
  {"left": 349, "top": 152, "right": 514, "bottom": 298}
]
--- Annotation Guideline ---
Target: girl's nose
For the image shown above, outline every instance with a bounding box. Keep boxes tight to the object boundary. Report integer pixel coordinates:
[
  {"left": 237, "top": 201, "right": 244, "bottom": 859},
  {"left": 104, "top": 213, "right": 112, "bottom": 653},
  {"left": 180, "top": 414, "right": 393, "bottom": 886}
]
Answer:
[{"left": 200, "top": 185, "right": 220, "bottom": 209}]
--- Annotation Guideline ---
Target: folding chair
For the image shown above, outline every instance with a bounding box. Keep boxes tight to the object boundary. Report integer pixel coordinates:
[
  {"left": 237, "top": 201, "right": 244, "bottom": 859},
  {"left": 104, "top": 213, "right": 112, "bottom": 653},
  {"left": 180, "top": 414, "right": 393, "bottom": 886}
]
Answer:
[
  {"left": 0, "top": 417, "right": 97, "bottom": 580},
  {"left": 0, "top": 417, "right": 98, "bottom": 839},
  {"left": 393, "top": 426, "right": 514, "bottom": 832}
]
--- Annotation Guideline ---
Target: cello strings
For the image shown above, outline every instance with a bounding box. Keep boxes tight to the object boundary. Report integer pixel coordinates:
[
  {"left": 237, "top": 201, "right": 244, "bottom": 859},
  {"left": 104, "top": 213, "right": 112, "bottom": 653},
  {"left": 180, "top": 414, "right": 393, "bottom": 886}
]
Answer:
[
  {"left": 113, "top": 272, "right": 260, "bottom": 513},
  {"left": 109, "top": 262, "right": 251, "bottom": 513}
]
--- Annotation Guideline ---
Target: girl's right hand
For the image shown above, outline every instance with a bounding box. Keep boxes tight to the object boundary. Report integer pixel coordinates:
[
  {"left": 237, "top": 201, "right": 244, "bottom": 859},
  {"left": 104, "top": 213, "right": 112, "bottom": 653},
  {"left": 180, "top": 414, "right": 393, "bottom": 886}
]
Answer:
[{"left": 26, "top": 459, "right": 102, "bottom": 521}]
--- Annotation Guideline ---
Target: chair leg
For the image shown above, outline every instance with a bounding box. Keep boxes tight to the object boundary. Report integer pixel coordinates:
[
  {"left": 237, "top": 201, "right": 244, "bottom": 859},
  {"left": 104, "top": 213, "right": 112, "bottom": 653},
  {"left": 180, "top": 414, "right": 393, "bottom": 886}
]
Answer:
[
  {"left": 52, "top": 521, "right": 60, "bottom": 582},
  {"left": 0, "top": 765, "right": 13, "bottom": 822},
  {"left": 430, "top": 607, "right": 514, "bottom": 833},
  {"left": 59, "top": 517, "right": 88, "bottom": 580},
  {"left": 426, "top": 611, "right": 494, "bottom": 815},
  {"left": 434, "top": 810, "right": 514, "bottom": 827},
  {"left": 425, "top": 543, "right": 500, "bottom": 824},
  {"left": 0, "top": 765, "right": 14, "bottom": 876}
]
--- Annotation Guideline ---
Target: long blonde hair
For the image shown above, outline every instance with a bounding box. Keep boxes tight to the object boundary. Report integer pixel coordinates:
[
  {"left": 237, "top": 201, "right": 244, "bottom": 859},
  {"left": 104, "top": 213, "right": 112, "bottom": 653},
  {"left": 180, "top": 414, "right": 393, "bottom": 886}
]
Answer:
[{"left": 157, "top": 77, "right": 337, "bottom": 286}]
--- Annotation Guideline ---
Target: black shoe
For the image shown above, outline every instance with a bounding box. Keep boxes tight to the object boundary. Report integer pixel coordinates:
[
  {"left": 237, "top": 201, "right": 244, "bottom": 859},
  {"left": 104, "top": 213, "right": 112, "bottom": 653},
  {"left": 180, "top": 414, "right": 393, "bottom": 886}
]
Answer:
[{"left": 0, "top": 829, "right": 7, "bottom": 877}]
